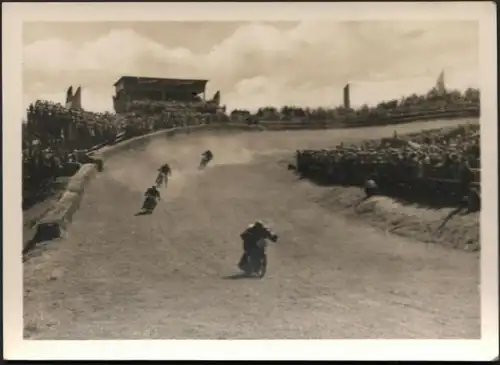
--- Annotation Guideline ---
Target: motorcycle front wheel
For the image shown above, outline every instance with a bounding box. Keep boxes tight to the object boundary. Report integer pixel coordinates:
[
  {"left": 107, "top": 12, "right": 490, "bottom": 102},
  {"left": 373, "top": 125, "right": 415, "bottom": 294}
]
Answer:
[
  {"left": 257, "top": 255, "right": 267, "bottom": 278},
  {"left": 241, "top": 256, "right": 255, "bottom": 277}
]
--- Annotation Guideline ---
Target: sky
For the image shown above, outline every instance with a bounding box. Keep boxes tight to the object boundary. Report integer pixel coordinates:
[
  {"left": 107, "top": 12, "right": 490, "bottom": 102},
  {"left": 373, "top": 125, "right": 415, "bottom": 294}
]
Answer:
[{"left": 23, "top": 21, "right": 479, "bottom": 113}]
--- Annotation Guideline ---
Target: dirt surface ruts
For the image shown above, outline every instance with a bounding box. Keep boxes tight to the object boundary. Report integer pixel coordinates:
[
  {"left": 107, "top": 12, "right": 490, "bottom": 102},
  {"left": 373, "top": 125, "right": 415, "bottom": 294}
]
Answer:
[{"left": 23, "top": 119, "right": 480, "bottom": 339}]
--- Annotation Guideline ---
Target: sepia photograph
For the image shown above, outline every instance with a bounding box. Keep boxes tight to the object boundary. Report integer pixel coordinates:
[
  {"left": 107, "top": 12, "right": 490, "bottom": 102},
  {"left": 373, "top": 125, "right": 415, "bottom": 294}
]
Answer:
[{"left": 3, "top": 2, "right": 498, "bottom": 361}]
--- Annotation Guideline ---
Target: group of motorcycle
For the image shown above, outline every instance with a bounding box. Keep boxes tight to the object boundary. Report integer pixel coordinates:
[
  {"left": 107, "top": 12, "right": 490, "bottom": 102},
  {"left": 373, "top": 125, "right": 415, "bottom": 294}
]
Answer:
[
  {"left": 138, "top": 149, "right": 277, "bottom": 278},
  {"left": 139, "top": 150, "right": 214, "bottom": 214}
]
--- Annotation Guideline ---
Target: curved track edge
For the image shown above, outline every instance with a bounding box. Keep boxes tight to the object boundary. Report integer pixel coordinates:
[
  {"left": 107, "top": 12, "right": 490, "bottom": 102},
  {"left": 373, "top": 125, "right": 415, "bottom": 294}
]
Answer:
[
  {"left": 27, "top": 123, "right": 261, "bottom": 249},
  {"left": 26, "top": 116, "right": 475, "bottom": 251}
]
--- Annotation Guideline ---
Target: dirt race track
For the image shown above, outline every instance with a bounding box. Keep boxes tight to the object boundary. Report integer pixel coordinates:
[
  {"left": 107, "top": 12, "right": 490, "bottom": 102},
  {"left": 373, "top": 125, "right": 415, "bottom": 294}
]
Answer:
[{"left": 24, "top": 119, "right": 480, "bottom": 339}]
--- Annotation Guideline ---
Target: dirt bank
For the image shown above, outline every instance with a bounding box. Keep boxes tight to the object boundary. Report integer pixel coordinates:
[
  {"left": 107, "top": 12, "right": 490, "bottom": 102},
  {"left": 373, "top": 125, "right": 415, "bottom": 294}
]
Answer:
[
  {"left": 282, "top": 119, "right": 480, "bottom": 252},
  {"left": 309, "top": 184, "right": 479, "bottom": 251}
]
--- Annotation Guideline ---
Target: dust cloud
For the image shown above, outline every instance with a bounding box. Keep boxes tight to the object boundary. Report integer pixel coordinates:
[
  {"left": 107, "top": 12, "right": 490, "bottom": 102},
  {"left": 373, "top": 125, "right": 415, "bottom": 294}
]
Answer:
[
  {"left": 102, "top": 119, "right": 479, "bottom": 198},
  {"left": 103, "top": 132, "right": 261, "bottom": 198}
]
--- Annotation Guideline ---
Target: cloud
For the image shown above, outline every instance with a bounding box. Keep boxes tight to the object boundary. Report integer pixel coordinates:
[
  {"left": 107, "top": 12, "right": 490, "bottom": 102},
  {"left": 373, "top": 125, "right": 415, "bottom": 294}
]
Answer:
[{"left": 23, "top": 21, "right": 479, "bottom": 112}]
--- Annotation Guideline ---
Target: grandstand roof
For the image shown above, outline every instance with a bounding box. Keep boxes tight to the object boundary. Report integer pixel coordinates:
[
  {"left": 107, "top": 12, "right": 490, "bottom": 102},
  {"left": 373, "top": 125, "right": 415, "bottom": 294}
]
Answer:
[{"left": 113, "top": 76, "right": 208, "bottom": 93}]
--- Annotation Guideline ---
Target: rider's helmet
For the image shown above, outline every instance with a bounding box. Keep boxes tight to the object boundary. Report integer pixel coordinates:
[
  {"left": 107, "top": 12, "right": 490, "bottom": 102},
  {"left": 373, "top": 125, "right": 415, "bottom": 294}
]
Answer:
[
  {"left": 253, "top": 221, "right": 264, "bottom": 229},
  {"left": 251, "top": 221, "right": 278, "bottom": 242},
  {"left": 365, "top": 178, "right": 377, "bottom": 189}
]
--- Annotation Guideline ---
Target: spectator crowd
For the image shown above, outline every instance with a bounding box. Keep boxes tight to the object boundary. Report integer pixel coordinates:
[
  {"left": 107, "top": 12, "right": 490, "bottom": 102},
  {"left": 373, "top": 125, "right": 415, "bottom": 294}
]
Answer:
[
  {"left": 122, "top": 99, "right": 227, "bottom": 137},
  {"left": 296, "top": 123, "right": 480, "bottom": 210},
  {"left": 231, "top": 87, "right": 480, "bottom": 125},
  {"left": 22, "top": 86, "right": 480, "bottom": 209},
  {"left": 22, "top": 98, "right": 224, "bottom": 206}
]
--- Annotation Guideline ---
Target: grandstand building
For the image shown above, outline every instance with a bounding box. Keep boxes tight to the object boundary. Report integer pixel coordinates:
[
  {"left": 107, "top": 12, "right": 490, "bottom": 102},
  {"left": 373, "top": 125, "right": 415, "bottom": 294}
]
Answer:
[{"left": 112, "top": 76, "right": 209, "bottom": 113}]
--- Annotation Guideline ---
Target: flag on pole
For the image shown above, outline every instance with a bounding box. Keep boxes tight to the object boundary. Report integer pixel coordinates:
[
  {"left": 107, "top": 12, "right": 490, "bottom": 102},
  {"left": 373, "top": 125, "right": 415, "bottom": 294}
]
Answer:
[
  {"left": 72, "top": 86, "right": 82, "bottom": 109},
  {"left": 65, "top": 86, "right": 73, "bottom": 109},
  {"left": 436, "top": 70, "right": 446, "bottom": 94},
  {"left": 212, "top": 90, "right": 221, "bottom": 106}
]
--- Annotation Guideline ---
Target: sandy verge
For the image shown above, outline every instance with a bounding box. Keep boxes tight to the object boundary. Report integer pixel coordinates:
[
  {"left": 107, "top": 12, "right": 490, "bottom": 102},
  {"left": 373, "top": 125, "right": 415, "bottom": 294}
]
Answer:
[{"left": 310, "top": 184, "right": 479, "bottom": 251}]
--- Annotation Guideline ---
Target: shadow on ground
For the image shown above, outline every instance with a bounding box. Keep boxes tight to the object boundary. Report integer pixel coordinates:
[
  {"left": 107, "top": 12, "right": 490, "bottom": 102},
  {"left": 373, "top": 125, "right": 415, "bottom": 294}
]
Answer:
[{"left": 221, "top": 273, "right": 261, "bottom": 280}]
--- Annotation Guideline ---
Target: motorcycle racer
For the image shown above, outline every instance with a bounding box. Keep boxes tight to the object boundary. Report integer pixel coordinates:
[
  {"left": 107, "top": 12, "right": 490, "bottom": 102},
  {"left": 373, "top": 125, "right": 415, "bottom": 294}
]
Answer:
[
  {"left": 156, "top": 163, "right": 172, "bottom": 187},
  {"left": 199, "top": 150, "right": 214, "bottom": 169},
  {"left": 238, "top": 221, "right": 278, "bottom": 271},
  {"left": 141, "top": 185, "right": 161, "bottom": 213}
]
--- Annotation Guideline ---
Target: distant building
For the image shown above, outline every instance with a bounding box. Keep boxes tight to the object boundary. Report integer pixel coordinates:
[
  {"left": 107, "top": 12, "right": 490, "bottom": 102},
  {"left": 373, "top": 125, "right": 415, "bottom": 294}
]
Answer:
[
  {"left": 343, "top": 84, "right": 351, "bottom": 109},
  {"left": 112, "top": 76, "right": 209, "bottom": 113}
]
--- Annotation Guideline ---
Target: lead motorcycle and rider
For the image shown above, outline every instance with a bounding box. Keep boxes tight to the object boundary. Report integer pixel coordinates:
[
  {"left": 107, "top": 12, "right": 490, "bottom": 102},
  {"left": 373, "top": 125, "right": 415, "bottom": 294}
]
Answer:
[{"left": 238, "top": 221, "right": 278, "bottom": 278}]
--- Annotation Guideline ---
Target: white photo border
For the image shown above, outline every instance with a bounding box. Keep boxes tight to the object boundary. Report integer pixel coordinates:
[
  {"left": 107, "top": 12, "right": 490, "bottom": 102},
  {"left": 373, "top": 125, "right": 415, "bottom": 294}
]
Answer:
[{"left": 2, "top": 1, "right": 498, "bottom": 361}]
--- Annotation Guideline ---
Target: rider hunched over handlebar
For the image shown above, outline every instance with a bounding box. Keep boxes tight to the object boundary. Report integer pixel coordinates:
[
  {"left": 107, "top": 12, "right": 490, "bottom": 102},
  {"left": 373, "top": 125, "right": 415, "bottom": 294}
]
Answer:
[
  {"left": 238, "top": 221, "right": 278, "bottom": 273},
  {"left": 142, "top": 185, "right": 161, "bottom": 213},
  {"left": 200, "top": 150, "right": 214, "bottom": 169},
  {"left": 156, "top": 163, "right": 172, "bottom": 187}
]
